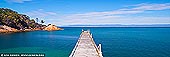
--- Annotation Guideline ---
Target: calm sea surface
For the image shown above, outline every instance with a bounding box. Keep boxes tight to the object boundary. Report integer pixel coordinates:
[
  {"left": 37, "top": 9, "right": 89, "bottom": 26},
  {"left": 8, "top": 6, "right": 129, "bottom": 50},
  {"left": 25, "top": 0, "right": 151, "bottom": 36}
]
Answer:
[{"left": 0, "top": 27, "right": 170, "bottom": 57}]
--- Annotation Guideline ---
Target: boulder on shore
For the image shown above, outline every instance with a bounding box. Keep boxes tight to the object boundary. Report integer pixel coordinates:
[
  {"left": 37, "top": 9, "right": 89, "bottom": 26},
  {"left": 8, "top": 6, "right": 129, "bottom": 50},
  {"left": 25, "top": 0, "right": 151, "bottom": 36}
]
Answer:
[{"left": 44, "top": 24, "right": 62, "bottom": 31}]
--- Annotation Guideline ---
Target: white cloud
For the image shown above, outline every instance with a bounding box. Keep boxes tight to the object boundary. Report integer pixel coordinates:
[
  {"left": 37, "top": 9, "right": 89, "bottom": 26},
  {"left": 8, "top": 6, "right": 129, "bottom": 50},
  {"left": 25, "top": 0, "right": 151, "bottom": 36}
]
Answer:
[
  {"left": 124, "top": 3, "right": 170, "bottom": 11},
  {"left": 24, "top": 9, "right": 57, "bottom": 18},
  {"left": 24, "top": 9, "right": 58, "bottom": 25},
  {"left": 71, "top": 3, "right": 170, "bottom": 17},
  {"left": 24, "top": 3, "right": 170, "bottom": 26},
  {"left": 5, "top": 0, "right": 32, "bottom": 3},
  {"left": 62, "top": 3, "right": 170, "bottom": 21}
]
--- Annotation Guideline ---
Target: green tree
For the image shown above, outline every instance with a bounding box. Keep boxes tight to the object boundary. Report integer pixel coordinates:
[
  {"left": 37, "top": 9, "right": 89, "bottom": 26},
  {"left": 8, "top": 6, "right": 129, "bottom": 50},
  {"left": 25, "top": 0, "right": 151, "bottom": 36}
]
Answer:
[
  {"left": 36, "top": 18, "right": 38, "bottom": 23},
  {"left": 41, "top": 20, "right": 45, "bottom": 24}
]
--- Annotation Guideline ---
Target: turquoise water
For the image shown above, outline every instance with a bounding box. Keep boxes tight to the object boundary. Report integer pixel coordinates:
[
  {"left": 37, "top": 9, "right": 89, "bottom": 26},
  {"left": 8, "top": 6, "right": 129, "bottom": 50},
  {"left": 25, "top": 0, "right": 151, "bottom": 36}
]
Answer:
[{"left": 0, "top": 27, "right": 170, "bottom": 57}]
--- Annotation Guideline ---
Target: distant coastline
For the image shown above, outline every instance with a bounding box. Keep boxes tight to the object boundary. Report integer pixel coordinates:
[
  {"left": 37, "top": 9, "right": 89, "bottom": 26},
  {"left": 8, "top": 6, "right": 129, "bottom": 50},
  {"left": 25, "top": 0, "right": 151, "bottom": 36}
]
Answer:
[{"left": 61, "top": 24, "right": 170, "bottom": 27}]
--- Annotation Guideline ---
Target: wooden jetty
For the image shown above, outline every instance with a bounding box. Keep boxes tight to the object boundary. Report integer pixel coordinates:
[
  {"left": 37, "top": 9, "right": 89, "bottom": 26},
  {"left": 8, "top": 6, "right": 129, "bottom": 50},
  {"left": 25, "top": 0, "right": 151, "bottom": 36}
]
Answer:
[{"left": 69, "top": 30, "right": 103, "bottom": 57}]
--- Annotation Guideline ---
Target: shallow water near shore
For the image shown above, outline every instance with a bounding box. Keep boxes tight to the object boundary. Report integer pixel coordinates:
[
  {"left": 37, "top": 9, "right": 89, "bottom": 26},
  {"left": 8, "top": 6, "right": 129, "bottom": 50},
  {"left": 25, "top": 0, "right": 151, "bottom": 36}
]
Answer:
[{"left": 0, "top": 27, "right": 170, "bottom": 57}]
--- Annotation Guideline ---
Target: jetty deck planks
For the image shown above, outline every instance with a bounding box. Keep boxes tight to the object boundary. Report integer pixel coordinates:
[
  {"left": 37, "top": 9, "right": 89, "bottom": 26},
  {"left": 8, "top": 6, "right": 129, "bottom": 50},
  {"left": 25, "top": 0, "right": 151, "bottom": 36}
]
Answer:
[{"left": 69, "top": 30, "right": 103, "bottom": 57}]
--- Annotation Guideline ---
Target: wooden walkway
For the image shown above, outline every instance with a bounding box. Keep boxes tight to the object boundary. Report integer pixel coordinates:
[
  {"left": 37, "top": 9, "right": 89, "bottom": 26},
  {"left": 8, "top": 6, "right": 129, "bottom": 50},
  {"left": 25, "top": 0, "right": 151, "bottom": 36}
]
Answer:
[{"left": 69, "top": 30, "right": 103, "bottom": 57}]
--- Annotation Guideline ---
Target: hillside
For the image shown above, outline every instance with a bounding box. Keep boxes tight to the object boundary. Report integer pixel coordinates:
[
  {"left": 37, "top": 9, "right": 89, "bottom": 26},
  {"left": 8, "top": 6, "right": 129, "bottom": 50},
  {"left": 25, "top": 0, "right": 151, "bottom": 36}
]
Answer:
[{"left": 0, "top": 8, "right": 45, "bottom": 30}]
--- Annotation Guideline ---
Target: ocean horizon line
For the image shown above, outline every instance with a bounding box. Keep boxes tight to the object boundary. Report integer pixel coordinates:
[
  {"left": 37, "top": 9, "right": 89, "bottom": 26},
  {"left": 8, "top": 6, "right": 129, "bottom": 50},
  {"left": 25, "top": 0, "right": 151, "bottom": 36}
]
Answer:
[{"left": 59, "top": 24, "right": 170, "bottom": 27}]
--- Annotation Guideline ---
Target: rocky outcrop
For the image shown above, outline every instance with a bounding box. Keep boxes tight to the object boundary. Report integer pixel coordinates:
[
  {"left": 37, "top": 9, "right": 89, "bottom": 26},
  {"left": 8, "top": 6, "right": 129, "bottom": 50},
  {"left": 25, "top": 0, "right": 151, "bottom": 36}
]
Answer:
[
  {"left": 0, "top": 25, "right": 37, "bottom": 34},
  {"left": 0, "top": 25, "right": 19, "bottom": 33},
  {"left": 1, "top": 25, "right": 17, "bottom": 31},
  {"left": 44, "top": 24, "right": 62, "bottom": 31}
]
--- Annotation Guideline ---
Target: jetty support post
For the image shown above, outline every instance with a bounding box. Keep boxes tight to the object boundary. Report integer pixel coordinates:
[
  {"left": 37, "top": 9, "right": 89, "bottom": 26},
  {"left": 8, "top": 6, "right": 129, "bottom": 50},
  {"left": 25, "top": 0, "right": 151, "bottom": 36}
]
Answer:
[
  {"left": 98, "top": 44, "right": 103, "bottom": 57},
  {"left": 90, "top": 33, "right": 93, "bottom": 38}
]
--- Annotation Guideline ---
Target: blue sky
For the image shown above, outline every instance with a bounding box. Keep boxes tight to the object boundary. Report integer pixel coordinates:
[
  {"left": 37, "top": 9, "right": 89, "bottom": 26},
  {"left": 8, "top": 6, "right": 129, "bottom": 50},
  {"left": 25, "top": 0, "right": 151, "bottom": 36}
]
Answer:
[{"left": 0, "top": 0, "right": 170, "bottom": 26}]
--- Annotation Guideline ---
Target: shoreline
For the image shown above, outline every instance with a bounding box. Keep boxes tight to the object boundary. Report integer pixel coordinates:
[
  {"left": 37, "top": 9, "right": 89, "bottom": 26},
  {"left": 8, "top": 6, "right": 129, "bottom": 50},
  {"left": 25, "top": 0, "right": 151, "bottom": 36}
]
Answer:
[
  {"left": 0, "top": 29, "right": 38, "bottom": 34},
  {"left": 0, "top": 24, "right": 63, "bottom": 34},
  {"left": 0, "top": 28, "right": 63, "bottom": 34}
]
